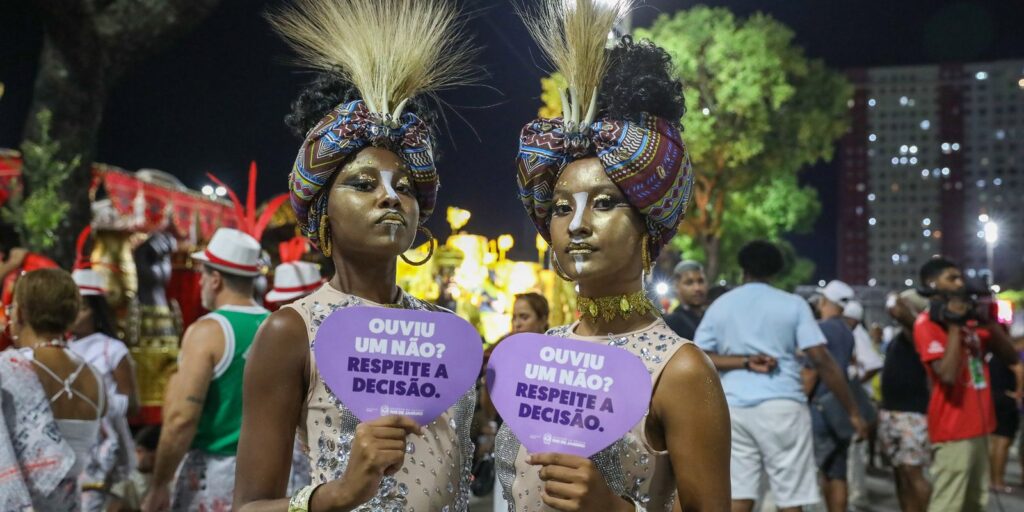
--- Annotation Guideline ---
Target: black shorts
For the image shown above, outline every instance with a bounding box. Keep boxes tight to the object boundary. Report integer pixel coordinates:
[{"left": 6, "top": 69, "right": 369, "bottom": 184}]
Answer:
[{"left": 994, "top": 397, "right": 1020, "bottom": 439}]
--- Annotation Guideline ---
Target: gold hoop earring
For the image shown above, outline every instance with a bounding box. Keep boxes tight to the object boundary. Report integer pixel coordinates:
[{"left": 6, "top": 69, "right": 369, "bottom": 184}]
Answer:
[
  {"left": 401, "top": 226, "right": 435, "bottom": 266},
  {"left": 318, "top": 215, "right": 332, "bottom": 257},
  {"left": 550, "top": 246, "right": 572, "bottom": 282},
  {"left": 641, "top": 233, "right": 652, "bottom": 273}
]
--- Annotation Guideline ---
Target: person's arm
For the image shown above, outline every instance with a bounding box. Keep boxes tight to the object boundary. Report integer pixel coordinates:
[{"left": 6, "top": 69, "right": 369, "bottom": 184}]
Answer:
[
  {"left": 111, "top": 353, "right": 141, "bottom": 418},
  {"left": 805, "top": 345, "right": 868, "bottom": 438},
  {"left": 655, "top": 345, "right": 731, "bottom": 512},
  {"left": 930, "top": 325, "right": 964, "bottom": 386},
  {"left": 143, "top": 319, "right": 220, "bottom": 511},
  {"left": 0, "top": 247, "right": 26, "bottom": 278},
  {"left": 234, "top": 309, "right": 422, "bottom": 512},
  {"left": 860, "top": 368, "right": 881, "bottom": 384},
  {"left": 233, "top": 308, "right": 313, "bottom": 511},
  {"left": 705, "top": 354, "right": 775, "bottom": 373}
]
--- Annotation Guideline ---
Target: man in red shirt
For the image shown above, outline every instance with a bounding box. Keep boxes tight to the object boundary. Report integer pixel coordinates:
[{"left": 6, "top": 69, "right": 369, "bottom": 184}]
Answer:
[{"left": 913, "top": 257, "right": 1022, "bottom": 512}]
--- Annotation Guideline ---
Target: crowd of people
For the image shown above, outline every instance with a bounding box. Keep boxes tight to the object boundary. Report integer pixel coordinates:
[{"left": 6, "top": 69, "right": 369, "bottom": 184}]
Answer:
[
  {"left": 638, "top": 243, "right": 1022, "bottom": 512},
  {"left": 1, "top": 1, "right": 1022, "bottom": 512}
]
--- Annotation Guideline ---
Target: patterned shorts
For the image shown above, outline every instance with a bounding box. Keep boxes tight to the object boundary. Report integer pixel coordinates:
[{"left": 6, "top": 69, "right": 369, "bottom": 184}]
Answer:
[
  {"left": 878, "top": 410, "right": 930, "bottom": 467},
  {"left": 171, "top": 451, "right": 236, "bottom": 512}
]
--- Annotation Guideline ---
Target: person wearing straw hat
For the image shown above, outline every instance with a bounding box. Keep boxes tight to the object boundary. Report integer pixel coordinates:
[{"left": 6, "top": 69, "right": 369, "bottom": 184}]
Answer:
[
  {"left": 70, "top": 268, "right": 141, "bottom": 512},
  {"left": 232, "top": 1, "right": 480, "bottom": 511},
  {"left": 143, "top": 228, "right": 269, "bottom": 512}
]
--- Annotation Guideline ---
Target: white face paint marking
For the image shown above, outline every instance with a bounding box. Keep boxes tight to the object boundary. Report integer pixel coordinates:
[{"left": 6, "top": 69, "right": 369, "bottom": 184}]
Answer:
[
  {"left": 569, "top": 192, "right": 589, "bottom": 232},
  {"left": 380, "top": 170, "right": 399, "bottom": 200},
  {"left": 569, "top": 192, "right": 588, "bottom": 274},
  {"left": 379, "top": 170, "right": 400, "bottom": 241}
]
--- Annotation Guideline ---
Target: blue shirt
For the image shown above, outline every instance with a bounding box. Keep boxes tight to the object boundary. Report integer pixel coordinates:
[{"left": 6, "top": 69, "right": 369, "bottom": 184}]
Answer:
[
  {"left": 694, "top": 282, "right": 826, "bottom": 407},
  {"left": 813, "top": 317, "right": 856, "bottom": 399}
]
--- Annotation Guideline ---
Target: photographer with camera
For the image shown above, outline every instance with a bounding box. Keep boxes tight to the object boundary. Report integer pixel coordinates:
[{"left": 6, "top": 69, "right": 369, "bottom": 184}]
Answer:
[{"left": 913, "top": 257, "right": 1023, "bottom": 512}]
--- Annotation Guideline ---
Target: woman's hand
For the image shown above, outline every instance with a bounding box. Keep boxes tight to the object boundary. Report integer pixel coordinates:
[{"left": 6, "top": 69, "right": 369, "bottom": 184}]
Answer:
[
  {"left": 314, "top": 415, "right": 422, "bottom": 510},
  {"left": 528, "top": 453, "right": 633, "bottom": 512}
]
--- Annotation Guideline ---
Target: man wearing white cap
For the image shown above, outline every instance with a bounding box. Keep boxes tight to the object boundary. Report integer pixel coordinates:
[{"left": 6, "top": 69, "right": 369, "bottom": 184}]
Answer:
[
  {"left": 809, "top": 279, "right": 858, "bottom": 512},
  {"left": 841, "top": 300, "right": 883, "bottom": 512},
  {"left": 143, "top": 228, "right": 270, "bottom": 512}
]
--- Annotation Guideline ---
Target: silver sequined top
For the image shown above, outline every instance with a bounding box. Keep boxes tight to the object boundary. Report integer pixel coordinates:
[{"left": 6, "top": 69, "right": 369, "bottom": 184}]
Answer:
[
  {"left": 285, "top": 284, "right": 476, "bottom": 512},
  {"left": 495, "top": 318, "right": 688, "bottom": 512}
]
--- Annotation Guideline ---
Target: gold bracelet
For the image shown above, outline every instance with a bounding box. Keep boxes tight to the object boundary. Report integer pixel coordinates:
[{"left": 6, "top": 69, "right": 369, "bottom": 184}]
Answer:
[{"left": 288, "top": 483, "right": 322, "bottom": 512}]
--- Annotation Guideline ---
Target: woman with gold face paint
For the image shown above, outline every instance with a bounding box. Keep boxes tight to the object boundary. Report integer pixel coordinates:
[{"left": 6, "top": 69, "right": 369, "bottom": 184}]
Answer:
[
  {"left": 233, "top": 1, "right": 480, "bottom": 511},
  {"left": 495, "top": 2, "right": 731, "bottom": 511}
]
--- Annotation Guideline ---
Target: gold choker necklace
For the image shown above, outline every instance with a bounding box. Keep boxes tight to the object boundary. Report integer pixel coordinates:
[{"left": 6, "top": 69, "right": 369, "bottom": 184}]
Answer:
[{"left": 576, "top": 290, "right": 658, "bottom": 322}]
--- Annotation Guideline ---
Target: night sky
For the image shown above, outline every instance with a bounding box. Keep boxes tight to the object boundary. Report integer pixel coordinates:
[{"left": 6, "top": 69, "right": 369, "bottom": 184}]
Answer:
[{"left": 2, "top": 0, "right": 1023, "bottom": 279}]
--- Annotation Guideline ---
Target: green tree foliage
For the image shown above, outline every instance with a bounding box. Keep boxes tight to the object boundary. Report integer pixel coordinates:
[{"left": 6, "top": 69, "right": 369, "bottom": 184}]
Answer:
[
  {"left": 2, "top": 110, "right": 75, "bottom": 252},
  {"left": 634, "top": 7, "right": 851, "bottom": 280},
  {"left": 672, "top": 174, "right": 819, "bottom": 290}
]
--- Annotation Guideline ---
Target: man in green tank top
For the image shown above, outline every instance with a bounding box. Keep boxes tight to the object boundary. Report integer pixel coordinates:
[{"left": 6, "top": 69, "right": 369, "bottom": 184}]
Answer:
[{"left": 143, "top": 229, "right": 269, "bottom": 512}]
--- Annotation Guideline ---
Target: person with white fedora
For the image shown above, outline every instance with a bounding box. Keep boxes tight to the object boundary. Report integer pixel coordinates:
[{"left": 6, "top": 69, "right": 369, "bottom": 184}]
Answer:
[
  {"left": 264, "top": 261, "right": 322, "bottom": 306},
  {"left": 143, "top": 228, "right": 270, "bottom": 512},
  {"left": 70, "top": 268, "right": 141, "bottom": 512}
]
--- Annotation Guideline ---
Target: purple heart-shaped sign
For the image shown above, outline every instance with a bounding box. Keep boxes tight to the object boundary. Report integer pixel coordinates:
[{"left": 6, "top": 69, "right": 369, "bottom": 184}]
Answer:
[
  {"left": 487, "top": 333, "right": 652, "bottom": 457},
  {"left": 314, "top": 306, "right": 483, "bottom": 425}
]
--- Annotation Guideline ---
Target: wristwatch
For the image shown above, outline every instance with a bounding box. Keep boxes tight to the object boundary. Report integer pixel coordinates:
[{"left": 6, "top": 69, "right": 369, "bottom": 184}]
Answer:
[
  {"left": 288, "top": 484, "right": 321, "bottom": 512},
  {"left": 742, "top": 356, "right": 751, "bottom": 370}
]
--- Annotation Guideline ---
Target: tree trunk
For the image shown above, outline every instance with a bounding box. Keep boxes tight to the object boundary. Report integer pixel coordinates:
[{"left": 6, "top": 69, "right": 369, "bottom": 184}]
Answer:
[
  {"left": 21, "top": 0, "right": 223, "bottom": 267},
  {"left": 24, "top": 38, "right": 110, "bottom": 267},
  {"left": 703, "top": 234, "right": 721, "bottom": 284}
]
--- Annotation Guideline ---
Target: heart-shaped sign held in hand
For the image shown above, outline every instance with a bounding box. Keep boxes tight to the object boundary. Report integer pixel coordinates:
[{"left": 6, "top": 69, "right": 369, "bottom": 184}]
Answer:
[
  {"left": 314, "top": 306, "right": 483, "bottom": 425},
  {"left": 487, "top": 333, "right": 652, "bottom": 458}
]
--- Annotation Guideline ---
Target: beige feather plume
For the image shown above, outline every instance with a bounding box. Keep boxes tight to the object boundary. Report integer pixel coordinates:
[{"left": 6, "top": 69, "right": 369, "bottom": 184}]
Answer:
[
  {"left": 268, "top": 0, "right": 478, "bottom": 118},
  {"left": 520, "top": 0, "right": 632, "bottom": 127}
]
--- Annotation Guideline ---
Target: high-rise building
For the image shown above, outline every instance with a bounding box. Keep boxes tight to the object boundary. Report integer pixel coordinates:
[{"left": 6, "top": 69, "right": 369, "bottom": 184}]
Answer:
[{"left": 838, "top": 59, "right": 1024, "bottom": 291}]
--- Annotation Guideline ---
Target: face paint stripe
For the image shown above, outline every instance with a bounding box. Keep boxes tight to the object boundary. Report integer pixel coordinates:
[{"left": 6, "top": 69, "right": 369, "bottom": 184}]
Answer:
[
  {"left": 379, "top": 170, "right": 399, "bottom": 200},
  {"left": 569, "top": 192, "right": 588, "bottom": 232}
]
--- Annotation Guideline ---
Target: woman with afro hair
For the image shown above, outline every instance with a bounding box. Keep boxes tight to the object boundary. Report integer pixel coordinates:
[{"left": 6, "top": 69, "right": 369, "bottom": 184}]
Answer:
[
  {"left": 233, "top": 1, "right": 480, "bottom": 511},
  {"left": 495, "top": 1, "right": 730, "bottom": 511}
]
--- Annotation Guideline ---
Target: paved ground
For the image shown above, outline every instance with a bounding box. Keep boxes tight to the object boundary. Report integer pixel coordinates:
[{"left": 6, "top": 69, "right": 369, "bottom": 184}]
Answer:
[{"left": 470, "top": 447, "right": 1024, "bottom": 511}]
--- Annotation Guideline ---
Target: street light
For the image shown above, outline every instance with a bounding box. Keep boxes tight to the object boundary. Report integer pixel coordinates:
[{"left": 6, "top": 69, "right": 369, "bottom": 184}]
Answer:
[
  {"left": 215, "top": 186, "right": 227, "bottom": 197},
  {"left": 983, "top": 221, "right": 998, "bottom": 285},
  {"left": 655, "top": 282, "right": 669, "bottom": 296},
  {"left": 201, "top": 185, "right": 214, "bottom": 196}
]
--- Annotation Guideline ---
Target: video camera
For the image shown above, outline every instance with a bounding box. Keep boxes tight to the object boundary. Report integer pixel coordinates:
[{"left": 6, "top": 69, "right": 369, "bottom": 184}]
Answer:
[{"left": 918, "top": 280, "right": 998, "bottom": 325}]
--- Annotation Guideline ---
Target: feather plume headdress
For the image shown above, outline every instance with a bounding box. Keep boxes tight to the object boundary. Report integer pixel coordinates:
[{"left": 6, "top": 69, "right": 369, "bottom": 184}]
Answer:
[
  {"left": 270, "top": 0, "right": 478, "bottom": 244},
  {"left": 520, "top": 0, "right": 632, "bottom": 131},
  {"left": 515, "top": 0, "right": 694, "bottom": 261}
]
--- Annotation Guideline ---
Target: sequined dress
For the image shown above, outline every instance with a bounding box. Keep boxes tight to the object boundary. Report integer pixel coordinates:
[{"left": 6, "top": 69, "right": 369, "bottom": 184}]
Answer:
[
  {"left": 495, "top": 318, "right": 688, "bottom": 512},
  {"left": 285, "top": 284, "right": 476, "bottom": 512}
]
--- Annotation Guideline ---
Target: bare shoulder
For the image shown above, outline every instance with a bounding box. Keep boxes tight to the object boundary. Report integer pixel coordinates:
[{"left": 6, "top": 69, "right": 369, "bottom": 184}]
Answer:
[
  {"left": 180, "top": 317, "right": 224, "bottom": 352},
  {"left": 660, "top": 343, "right": 718, "bottom": 388},
  {"left": 247, "top": 307, "right": 309, "bottom": 370},
  {"left": 253, "top": 307, "right": 308, "bottom": 350}
]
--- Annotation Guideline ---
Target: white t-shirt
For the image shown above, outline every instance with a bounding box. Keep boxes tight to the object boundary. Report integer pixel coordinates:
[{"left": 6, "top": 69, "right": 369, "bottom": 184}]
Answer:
[{"left": 849, "top": 324, "right": 883, "bottom": 380}]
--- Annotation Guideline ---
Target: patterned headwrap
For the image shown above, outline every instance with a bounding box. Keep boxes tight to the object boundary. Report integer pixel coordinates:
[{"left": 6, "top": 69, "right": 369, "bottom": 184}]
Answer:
[
  {"left": 516, "top": 112, "right": 693, "bottom": 260},
  {"left": 289, "top": 99, "right": 437, "bottom": 246}
]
